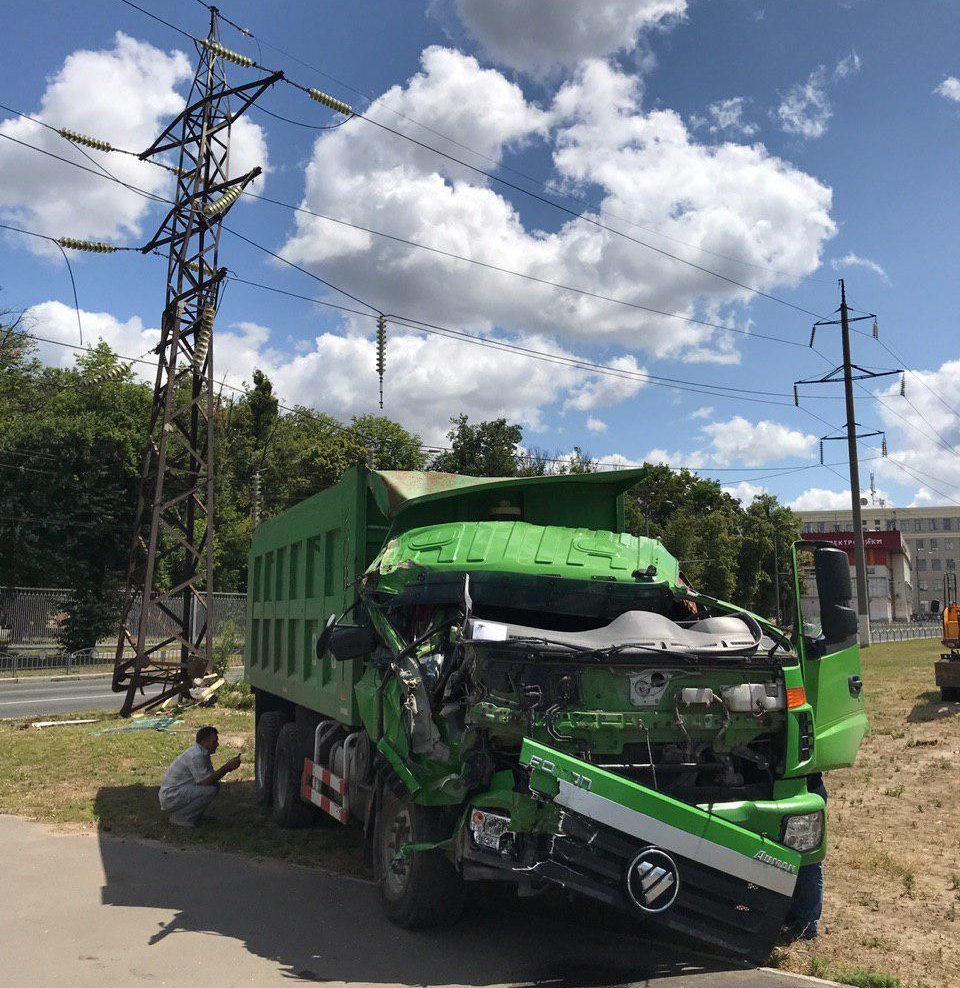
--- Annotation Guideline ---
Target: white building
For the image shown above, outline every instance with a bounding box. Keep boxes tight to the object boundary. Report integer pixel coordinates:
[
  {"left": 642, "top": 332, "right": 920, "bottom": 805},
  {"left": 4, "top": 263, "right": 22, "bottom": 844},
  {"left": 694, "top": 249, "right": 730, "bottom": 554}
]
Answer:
[{"left": 796, "top": 505, "right": 960, "bottom": 617}]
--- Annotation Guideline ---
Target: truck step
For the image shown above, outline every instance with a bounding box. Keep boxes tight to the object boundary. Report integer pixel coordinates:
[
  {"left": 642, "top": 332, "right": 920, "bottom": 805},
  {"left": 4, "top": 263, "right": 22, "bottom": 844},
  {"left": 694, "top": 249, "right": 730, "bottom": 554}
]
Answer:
[{"left": 300, "top": 758, "right": 348, "bottom": 825}]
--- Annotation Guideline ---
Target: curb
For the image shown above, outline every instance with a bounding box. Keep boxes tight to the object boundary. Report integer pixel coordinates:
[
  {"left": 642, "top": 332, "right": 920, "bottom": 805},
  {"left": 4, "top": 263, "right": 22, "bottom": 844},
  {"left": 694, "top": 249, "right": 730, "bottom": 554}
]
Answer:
[
  {"left": 0, "top": 672, "right": 113, "bottom": 685},
  {"left": 759, "top": 967, "right": 842, "bottom": 987}
]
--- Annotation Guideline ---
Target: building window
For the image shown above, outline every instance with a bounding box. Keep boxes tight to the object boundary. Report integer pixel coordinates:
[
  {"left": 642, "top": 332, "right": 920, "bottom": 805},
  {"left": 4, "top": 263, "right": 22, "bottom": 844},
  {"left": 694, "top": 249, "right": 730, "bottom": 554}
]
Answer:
[
  {"left": 918, "top": 559, "right": 927, "bottom": 572},
  {"left": 932, "top": 559, "right": 942, "bottom": 572},
  {"left": 930, "top": 518, "right": 940, "bottom": 532},
  {"left": 931, "top": 538, "right": 940, "bottom": 551},
  {"left": 948, "top": 559, "right": 957, "bottom": 572},
  {"left": 817, "top": 522, "right": 826, "bottom": 533},
  {"left": 886, "top": 520, "right": 897, "bottom": 531},
  {"left": 916, "top": 538, "right": 925, "bottom": 550},
  {"left": 915, "top": 520, "right": 924, "bottom": 532},
  {"left": 944, "top": 518, "right": 954, "bottom": 531}
]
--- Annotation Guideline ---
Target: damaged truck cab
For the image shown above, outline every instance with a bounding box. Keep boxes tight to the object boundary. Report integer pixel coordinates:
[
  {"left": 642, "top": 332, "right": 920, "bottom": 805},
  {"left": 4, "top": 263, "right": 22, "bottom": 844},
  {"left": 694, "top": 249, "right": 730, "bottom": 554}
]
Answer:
[{"left": 246, "top": 467, "right": 867, "bottom": 960}]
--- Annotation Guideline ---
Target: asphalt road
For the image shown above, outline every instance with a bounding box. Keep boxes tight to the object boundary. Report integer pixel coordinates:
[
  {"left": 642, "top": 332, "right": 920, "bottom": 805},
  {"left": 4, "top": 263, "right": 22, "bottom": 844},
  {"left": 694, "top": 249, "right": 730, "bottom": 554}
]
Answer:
[
  {"left": 0, "top": 676, "right": 158, "bottom": 719},
  {"left": 0, "top": 668, "right": 242, "bottom": 719},
  {"left": 1, "top": 814, "right": 832, "bottom": 988}
]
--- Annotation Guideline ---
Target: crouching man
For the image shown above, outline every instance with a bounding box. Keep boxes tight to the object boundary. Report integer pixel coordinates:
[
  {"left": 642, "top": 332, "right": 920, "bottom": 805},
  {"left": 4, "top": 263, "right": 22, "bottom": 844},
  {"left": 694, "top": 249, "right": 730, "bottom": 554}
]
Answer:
[{"left": 159, "top": 725, "right": 240, "bottom": 827}]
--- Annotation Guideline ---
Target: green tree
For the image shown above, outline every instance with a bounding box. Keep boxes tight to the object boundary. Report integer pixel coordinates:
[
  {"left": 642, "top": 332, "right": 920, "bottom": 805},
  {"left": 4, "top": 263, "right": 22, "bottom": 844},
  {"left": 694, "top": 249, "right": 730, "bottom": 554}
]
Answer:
[
  {"left": 347, "top": 414, "right": 428, "bottom": 470},
  {"left": 431, "top": 415, "right": 523, "bottom": 477}
]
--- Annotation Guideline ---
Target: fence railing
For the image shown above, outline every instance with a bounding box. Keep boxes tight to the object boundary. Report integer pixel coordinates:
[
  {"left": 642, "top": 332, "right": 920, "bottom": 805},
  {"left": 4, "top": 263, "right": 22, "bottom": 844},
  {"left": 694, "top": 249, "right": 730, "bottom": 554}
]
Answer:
[
  {"left": 0, "top": 587, "right": 246, "bottom": 677},
  {"left": 871, "top": 624, "right": 941, "bottom": 644}
]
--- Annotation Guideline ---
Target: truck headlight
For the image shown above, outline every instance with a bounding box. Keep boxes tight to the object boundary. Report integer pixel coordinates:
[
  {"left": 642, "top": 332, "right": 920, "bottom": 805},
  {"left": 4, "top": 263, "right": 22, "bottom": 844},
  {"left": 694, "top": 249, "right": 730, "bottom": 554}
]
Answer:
[{"left": 781, "top": 811, "right": 824, "bottom": 853}]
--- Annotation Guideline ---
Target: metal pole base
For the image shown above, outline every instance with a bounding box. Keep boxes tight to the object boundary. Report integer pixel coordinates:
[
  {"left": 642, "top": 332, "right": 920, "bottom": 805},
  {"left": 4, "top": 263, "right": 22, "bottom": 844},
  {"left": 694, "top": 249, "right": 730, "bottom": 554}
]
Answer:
[{"left": 858, "top": 613, "right": 872, "bottom": 648}]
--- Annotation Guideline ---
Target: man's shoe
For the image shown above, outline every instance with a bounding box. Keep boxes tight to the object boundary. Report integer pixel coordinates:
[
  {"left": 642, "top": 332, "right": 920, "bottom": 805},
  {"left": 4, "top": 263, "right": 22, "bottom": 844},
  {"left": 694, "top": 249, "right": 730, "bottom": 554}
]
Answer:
[
  {"left": 169, "top": 814, "right": 197, "bottom": 828},
  {"left": 780, "top": 920, "right": 819, "bottom": 944}
]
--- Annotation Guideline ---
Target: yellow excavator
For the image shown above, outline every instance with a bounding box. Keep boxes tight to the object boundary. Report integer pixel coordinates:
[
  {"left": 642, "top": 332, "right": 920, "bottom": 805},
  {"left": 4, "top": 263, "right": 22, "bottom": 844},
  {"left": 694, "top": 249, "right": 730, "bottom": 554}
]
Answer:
[{"left": 935, "top": 574, "right": 960, "bottom": 701}]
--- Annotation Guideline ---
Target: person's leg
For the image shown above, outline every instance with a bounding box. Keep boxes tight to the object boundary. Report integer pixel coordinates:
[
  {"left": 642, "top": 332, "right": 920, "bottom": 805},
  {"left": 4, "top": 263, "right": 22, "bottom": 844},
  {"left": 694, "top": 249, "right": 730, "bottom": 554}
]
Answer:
[
  {"left": 786, "top": 861, "right": 824, "bottom": 936},
  {"left": 168, "top": 783, "right": 219, "bottom": 826}
]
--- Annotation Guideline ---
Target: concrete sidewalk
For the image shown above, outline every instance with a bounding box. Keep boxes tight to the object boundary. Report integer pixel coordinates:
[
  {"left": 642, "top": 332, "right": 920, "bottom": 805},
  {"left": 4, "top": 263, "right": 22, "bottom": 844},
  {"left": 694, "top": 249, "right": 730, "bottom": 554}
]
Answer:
[{"left": 1, "top": 815, "right": 831, "bottom": 988}]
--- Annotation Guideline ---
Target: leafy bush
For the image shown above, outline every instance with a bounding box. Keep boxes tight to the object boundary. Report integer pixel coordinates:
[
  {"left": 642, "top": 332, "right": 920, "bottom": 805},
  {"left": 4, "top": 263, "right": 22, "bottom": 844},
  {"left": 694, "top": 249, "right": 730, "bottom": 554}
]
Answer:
[
  {"left": 211, "top": 619, "right": 243, "bottom": 678},
  {"left": 55, "top": 586, "right": 122, "bottom": 655}
]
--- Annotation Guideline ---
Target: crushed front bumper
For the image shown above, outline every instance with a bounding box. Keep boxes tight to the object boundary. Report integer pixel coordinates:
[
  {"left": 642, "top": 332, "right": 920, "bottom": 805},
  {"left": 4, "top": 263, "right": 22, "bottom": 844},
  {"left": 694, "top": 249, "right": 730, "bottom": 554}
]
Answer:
[{"left": 506, "top": 740, "right": 801, "bottom": 961}]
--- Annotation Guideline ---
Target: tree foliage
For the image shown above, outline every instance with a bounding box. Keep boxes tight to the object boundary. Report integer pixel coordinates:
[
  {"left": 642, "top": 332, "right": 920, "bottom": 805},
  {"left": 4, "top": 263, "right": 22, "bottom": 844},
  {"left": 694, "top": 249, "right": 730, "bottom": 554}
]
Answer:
[{"left": 0, "top": 334, "right": 798, "bottom": 634}]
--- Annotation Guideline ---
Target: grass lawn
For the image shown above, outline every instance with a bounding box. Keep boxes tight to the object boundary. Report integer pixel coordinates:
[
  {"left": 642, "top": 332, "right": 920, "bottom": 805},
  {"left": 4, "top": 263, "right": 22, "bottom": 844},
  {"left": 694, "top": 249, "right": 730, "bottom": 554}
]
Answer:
[
  {"left": 0, "top": 639, "right": 957, "bottom": 987},
  {"left": 0, "top": 704, "right": 365, "bottom": 877}
]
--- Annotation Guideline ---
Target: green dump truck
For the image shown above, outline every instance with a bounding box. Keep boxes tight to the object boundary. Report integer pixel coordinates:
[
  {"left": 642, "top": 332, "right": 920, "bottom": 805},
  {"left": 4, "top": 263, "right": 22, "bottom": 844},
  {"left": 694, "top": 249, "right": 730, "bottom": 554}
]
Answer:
[{"left": 246, "top": 466, "right": 867, "bottom": 960}]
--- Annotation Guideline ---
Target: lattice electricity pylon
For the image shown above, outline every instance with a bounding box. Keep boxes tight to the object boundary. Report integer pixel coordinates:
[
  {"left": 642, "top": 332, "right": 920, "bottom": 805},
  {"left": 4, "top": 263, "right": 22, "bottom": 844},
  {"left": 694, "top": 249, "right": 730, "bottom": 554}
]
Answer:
[{"left": 113, "top": 9, "right": 281, "bottom": 716}]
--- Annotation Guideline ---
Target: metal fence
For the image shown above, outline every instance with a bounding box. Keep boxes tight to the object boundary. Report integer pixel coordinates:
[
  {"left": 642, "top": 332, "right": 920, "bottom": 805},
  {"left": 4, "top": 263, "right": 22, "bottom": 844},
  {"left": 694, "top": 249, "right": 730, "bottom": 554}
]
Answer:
[
  {"left": 0, "top": 587, "right": 246, "bottom": 676},
  {"left": 870, "top": 623, "right": 942, "bottom": 644}
]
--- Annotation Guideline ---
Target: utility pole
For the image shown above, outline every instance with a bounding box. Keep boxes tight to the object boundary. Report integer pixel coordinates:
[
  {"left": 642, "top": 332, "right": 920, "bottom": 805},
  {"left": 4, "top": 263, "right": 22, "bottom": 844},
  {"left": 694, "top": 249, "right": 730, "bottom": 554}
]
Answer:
[
  {"left": 795, "top": 279, "right": 904, "bottom": 649},
  {"left": 112, "top": 10, "right": 281, "bottom": 715},
  {"left": 839, "top": 280, "right": 871, "bottom": 645}
]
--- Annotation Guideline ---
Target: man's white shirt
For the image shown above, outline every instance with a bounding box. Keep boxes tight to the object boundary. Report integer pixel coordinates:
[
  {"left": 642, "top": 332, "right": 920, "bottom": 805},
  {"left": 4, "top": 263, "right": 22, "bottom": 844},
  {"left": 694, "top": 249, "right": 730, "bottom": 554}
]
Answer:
[{"left": 159, "top": 742, "right": 214, "bottom": 808}]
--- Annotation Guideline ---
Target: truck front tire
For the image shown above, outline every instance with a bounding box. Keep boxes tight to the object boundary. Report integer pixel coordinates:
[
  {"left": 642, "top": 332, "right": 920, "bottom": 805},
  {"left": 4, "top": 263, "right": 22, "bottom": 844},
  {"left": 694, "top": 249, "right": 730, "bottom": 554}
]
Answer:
[
  {"left": 272, "top": 722, "right": 315, "bottom": 828},
  {"left": 374, "top": 787, "right": 465, "bottom": 928},
  {"left": 255, "top": 711, "right": 285, "bottom": 806}
]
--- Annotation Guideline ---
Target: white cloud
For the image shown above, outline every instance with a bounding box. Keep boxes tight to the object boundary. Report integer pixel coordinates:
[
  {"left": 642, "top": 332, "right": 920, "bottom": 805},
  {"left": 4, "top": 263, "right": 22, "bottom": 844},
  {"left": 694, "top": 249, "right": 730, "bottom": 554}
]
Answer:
[
  {"left": 689, "top": 405, "right": 714, "bottom": 420},
  {"left": 699, "top": 416, "right": 816, "bottom": 466},
  {"left": 935, "top": 77, "right": 960, "bottom": 103},
  {"left": 788, "top": 487, "right": 852, "bottom": 511},
  {"left": 873, "top": 359, "right": 960, "bottom": 505},
  {"left": 692, "top": 97, "right": 758, "bottom": 137},
  {"left": 22, "top": 299, "right": 661, "bottom": 445},
  {"left": 586, "top": 416, "right": 608, "bottom": 433},
  {"left": 722, "top": 481, "right": 767, "bottom": 505},
  {"left": 452, "top": 0, "right": 687, "bottom": 74},
  {"left": 565, "top": 355, "right": 648, "bottom": 410},
  {"left": 831, "top": 252, "right": 890, "bottom": 285},
  {"left": 775, "top": 52, "right": 861, "bottom": 140},
  {"left": 22, "top": 300, "right": 160, "bottom": 373},
  {"left": 0, "top": 33, "right": 269, "bottom": 253},
  {"left": 279, "top": 51, "right": 836, "bottom": 366}
]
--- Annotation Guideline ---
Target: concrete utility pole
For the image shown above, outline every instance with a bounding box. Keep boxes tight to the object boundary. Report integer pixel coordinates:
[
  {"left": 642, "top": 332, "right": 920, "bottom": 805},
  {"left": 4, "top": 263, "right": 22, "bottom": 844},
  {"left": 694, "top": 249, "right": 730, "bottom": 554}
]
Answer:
[
  {"left": 794, "top": 279, "right": 905, "bottom": 649},
  {"left": 839, "top": 280, "right": 871, "bottom": 646},
  {"left": 112, "top": 8, "right": 281, "bottom": 715}
]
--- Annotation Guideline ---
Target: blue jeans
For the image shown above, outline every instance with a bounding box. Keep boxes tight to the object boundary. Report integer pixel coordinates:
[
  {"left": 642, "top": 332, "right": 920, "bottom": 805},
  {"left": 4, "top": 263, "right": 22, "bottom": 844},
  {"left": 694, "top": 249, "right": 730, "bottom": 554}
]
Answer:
[{"left": 787, "top": 774, "right": 827, "bottom": 930}]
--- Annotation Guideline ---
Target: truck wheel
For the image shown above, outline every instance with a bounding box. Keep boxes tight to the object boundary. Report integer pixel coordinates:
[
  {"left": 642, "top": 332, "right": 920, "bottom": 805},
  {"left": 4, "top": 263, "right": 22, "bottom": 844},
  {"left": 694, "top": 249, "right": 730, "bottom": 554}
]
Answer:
[
  {"left": 254, "top": 711, "right": 285, "bottom": 806},
  {"left": 942, "top": 687, "right": 960, "bottom": 702},
  {"left": 375, "top": 787, "right": 465, "bottom": 928},
  {"left": 272, "top": 722, "right": 314, "bottom": 828}
]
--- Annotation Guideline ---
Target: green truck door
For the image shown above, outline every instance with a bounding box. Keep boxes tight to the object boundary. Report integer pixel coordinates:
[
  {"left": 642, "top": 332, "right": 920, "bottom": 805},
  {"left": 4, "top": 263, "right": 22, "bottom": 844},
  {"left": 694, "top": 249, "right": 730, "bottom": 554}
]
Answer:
[{"left": 791, "top": 543, "right": 868, "bottom": 770}]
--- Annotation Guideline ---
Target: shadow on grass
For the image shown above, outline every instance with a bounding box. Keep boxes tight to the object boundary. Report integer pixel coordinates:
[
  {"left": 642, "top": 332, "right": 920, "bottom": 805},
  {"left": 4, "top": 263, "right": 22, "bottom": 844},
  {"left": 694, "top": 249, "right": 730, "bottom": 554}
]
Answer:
[
  {"left": 907, "top": 691, "right": 960, "bottom": 723},
  {"left": 93, "top": 783, "right": 746, "bottom": 986}
]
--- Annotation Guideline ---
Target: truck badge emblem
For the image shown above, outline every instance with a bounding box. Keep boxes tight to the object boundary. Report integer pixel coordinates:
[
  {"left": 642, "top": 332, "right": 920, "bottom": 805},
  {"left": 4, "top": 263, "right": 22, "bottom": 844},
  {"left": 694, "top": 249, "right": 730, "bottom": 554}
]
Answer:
[{"left": 625, "top": 848, "right": 680, "bottom": 914}]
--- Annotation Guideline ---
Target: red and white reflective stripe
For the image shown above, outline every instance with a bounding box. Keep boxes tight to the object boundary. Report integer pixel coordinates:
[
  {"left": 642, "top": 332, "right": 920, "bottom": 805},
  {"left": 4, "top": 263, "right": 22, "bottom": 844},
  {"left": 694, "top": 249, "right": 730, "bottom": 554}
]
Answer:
[{"left": 301, "top": 758, "right": 349, "bottom": 825}]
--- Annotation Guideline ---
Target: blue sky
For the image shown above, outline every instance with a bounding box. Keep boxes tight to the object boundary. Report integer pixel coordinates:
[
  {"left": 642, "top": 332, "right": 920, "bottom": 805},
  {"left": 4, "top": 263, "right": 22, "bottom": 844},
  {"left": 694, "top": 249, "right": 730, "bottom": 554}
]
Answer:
[{"left": 2, "top": 0, "right": 959, "bottom": 510}]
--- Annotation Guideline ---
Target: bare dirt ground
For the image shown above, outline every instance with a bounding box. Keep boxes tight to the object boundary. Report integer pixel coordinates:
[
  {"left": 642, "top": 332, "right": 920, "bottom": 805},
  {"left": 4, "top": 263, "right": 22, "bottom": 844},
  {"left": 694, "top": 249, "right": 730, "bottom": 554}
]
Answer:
[{"left": 774, "top": 638, "right": 960, "bottom": 987}]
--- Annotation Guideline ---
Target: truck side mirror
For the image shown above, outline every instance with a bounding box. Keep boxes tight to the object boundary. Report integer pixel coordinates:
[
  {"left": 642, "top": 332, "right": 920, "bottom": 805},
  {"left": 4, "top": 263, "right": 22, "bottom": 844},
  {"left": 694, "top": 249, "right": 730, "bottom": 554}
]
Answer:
[
  {"left": 814, "top": 546, "right": 858, "bottom": 644},
  {"left": 326, "top": 622, "right": 378, "bottom": 662}
]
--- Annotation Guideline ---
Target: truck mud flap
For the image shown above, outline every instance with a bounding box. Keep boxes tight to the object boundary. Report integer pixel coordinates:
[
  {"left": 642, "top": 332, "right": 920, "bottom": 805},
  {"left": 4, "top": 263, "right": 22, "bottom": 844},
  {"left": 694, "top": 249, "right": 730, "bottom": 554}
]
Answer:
[{"left": 520, "top": 740, "right": 800, "bottom": 962}]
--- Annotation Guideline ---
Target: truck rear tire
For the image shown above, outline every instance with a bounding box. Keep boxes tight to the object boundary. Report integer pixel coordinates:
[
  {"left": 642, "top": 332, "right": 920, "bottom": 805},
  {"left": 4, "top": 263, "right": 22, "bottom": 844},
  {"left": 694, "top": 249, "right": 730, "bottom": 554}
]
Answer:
[
  {"left": 272, "top": 722, "right": 315, "bottom": 828},
  {"left": 375, "top": 787, "right": 465, "bottom": 929},
  {"left": 255, "top": 711, "right": 285, "bottom": 806}
]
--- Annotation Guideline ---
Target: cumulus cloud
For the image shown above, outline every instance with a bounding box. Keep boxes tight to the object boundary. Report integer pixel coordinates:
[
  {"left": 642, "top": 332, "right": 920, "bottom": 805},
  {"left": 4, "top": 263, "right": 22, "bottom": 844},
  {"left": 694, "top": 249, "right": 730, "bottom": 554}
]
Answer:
[
  {"left": 935, "top": 76, "right": 960, "bottom": 102},
  {"left": 22, "top": 299, "right": 661, "bottom": 444},
  {"left": 451, "top": 0, "right": 687, "bottom": 74},
  {"left": 586, "top": 416, "right": 608, "bottom": 433},
  {"left": 788, "top": 487, "right": 853, "bottom": 511},
  {"left": 691, "top": 97, "right": 758, "bottom": 137},
  {"left": 699, "top": 416, "right": 816, "bottom": 466},
  {"left": 722, "top": 480, "right": 767, "bottom": 505},
  {"left": 279, "top": 50, "right": 835, "bottom": 366},
  {"left": 831, "top": 252, "right": 890, "bottom": 284},
  {"left": 775, "top": 52, "right": 861, "bottom": 140},
  {"left": 873, "top": 359, "right": 960, "bottom": 504},
  {"left": 0, "top": 33, "right": 269, "bottom": 253}
]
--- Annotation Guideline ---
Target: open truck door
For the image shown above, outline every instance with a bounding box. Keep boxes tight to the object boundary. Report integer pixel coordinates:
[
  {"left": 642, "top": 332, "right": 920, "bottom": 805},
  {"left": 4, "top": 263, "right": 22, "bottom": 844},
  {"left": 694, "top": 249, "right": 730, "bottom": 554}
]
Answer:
[{"left": 790, "top": 542, "right": 869, "bottom": 770}]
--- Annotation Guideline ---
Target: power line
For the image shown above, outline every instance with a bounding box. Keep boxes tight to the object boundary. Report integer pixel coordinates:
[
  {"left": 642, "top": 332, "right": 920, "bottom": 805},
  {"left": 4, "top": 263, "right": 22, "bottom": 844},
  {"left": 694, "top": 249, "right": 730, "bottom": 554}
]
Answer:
[
  {"left": 114, "top": 0, "right": 832, "bottom": 322},
  {"left": 0, "top": 99, "right": 822, "bottom": 355},
  {"left": 196, "top": 0, "right": 835, "bottom": 287}
]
